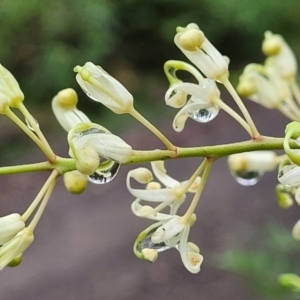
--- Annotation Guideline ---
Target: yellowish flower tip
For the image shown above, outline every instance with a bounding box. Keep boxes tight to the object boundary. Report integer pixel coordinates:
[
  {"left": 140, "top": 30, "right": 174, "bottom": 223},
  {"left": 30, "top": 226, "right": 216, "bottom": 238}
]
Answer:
[
  {"left": 285, "top": 121, "right": 300, "bottom": 139},
  {"left": 63, "top": 170, "right": 88, "bottom": 194},
  {"left": 141, "top": 248, "right": 158, "bottom": 262},
  {"left": 275, "top": 184, "right": 293, "bottom": 209},
  {"left": 178, "top": 28, "right": 205, "bottom": 51},
  {"left": 74, "top": 65, "right": 90, "bottom": 81},
  {"left": 228, "top": 154, "right": 247, "bottom": 171},
  {"left": 56, "top": 88, "right": 78, "bottom": 109},
  {"left": 7, "top": 254, "right": 22, "bottom": 267},
  {"left": 187, "top": 213, "right": 197, "bottom": 226},
  {"left": 76, "top": 146, "right": 99, "bottom": 175},
  {"left": 146, "top": 181, "right": 161, "bottom": 190},
  {"left": 262, "top": 31, "right": 282, "bottom": 57},
  {"left": 236, "top": 79, "right": 256, "bottom": 97}
]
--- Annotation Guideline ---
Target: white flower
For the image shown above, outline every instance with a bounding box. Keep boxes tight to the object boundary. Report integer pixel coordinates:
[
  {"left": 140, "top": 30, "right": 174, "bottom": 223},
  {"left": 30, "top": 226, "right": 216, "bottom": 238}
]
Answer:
[
  {"left": 0, "top": 64, "right": 24, "bottom": 112},
  {"left": 0, "top": 228, "right": 34, "bottom": 270},
  {"left": 74, "top": 62, "right": 134, "bottom": 114},
  {"left": 52, "top": 88, "right": 91, "bottom": 132},
  {"left": 68, "top": 123, "right": 133, "bottom": 175},
  {"left": 128, "top": 161, "right": 200, "bottom": 216},
  {"left": 278, "top": 164, "right": 300, "bottom": 204},
  {"left": 237, "top": 64, "right": 291, "bottom": 109},
  {"left": 228, "top": 151, "right": 278, "bottom": 173},
  {"left": 0, "top": 213, "right": 25, "bottom": 245},
  {"left": 262, "top": 31, "right": 297, "bottom": 80},
  {"left": 177, "top": 226, "right": 203, "bottom": 274},
  {"left": 165, "top": 79, "right": 220, "bottom": 132},
  {"left": 174, "top": 23, "right": 229, "bottom": 81}
]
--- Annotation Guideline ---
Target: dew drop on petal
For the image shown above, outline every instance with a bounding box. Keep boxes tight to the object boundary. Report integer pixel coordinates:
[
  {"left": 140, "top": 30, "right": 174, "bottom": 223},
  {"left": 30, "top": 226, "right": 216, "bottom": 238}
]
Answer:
[
  {"left": 25, "top": 117, "right": 39, "bottom": 132},
  {"left": 137, "top": 234, "right": 171, "bottom": 253},
  {"left": 232, "top": 170, "right": 264, "bottom": 186},
  {"left": 188, "top": 106, "right": 219, "bottom": 123},
  {"left": 88, "top": 161, "right": 120, "bottom": 184}
]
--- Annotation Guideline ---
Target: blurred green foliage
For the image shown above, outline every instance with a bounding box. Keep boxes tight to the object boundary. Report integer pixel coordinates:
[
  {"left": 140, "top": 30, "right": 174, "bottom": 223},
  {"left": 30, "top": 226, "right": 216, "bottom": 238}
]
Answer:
[
  {"left": 1, "top": 0, "right": 300, "bottom": 112},
  {"left": 220, "top": 222, "right": 300, "bottom": 300}
]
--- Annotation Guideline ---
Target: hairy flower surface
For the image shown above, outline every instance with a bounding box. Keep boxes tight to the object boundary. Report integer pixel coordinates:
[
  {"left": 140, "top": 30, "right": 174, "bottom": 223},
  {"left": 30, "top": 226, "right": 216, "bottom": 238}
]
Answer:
[{"left": 74, "top": 62, "right": 134, "bottom": 114}]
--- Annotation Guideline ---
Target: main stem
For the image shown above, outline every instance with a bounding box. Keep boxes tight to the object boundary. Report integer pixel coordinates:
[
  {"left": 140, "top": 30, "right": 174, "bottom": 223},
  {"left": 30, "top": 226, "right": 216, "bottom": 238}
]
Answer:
[{"left": 0, "top": 136, "right": 296, "bottom": 176}]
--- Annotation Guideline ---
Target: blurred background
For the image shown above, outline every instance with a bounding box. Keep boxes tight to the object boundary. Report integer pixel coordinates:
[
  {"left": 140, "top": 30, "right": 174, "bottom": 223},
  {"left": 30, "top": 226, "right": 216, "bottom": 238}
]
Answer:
[{"left": 1, "top": 0, "right": 300, "bottom": 299}]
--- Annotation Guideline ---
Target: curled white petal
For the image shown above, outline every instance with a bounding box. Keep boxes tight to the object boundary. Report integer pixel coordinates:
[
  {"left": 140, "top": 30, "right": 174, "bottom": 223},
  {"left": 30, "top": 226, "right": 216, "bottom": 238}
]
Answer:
[{"left": 151, "top": 161, "right": 180, "bottom": 188}]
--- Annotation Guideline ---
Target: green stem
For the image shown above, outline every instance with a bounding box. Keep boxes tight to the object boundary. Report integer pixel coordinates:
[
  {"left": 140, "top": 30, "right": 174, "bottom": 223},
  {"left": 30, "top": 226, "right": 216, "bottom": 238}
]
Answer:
[
  {"left": 214, "top": 98, "right": 252, "bottom": 136},
  {"left": 27, "top": 171, "right": 58, "bottom": 231},
  {"left": 129, "top": 107, "right": 176, "bottom": 151},
  {"left": 129, "top": 136, "right": 295, "bottom": 164},
  {"left": 22, "top": 170, "right": 59, "bottom": 222},
  {"left": 177, "top": 159, "right": 207, "bottom": 195},
  {"left": 222, "top": 78, "right": 260, "bottom": 138},
  {"left": 0, "top": 136, "right": 297, "bottom": 176},
  {"left": 0, "top": 157, "right": 76, "bottom": 176},
  {"left": 182, "top": 159, "right": 213, "bottom": 223},
  {"left": 4, "top": 107, "right": 56, "bottom": 162},
  {"left": 17, "top": 103, "right": 56, "bottom": 162}
]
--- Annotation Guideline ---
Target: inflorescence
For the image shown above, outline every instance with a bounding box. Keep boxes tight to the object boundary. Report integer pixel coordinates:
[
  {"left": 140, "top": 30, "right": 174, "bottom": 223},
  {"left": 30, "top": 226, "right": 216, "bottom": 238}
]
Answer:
[{"left": 1, "top": 23, "right": 300, "bottom": 285}]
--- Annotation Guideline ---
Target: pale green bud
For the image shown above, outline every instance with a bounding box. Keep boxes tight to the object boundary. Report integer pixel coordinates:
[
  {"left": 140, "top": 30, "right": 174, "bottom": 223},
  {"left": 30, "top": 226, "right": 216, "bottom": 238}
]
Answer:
[
  {"left": 63, "top": 170, "right": 88, "bottom": 194},
  {"left": 0, "top": 227, "right": 34, "bottom": 270},
  {"left": 0, "top": 213, "right": 25, "bottom": 245},
  {"left": 7, "top": 254, "right": 22, "bottom": 267},
  {"left": 0, "top": 64, "right": 24, "bottom": 112}
]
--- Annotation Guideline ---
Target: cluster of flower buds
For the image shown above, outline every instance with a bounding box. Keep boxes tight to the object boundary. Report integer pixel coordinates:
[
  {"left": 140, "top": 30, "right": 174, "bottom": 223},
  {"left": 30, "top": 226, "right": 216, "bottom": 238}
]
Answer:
[{"left": 237, "top": 32, "right": 300, "bottom": 121}]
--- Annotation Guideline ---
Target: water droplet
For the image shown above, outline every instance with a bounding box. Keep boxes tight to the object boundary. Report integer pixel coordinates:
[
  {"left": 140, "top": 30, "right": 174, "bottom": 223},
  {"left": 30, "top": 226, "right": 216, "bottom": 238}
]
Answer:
[
  {"left": 188, "top": 106, "right": 219, "bottom": 123},
  {"left": 137, "top": 233, "right": 171, "bottom": 253},
  {"left": 233, "top": 170, "right": 264, "bottom": 186},
  {"left": 25, "top": 117, "right": 39, "bottom": 132},
  {"left": 88, "top": 161, "right": 120, "bottom": 184}
]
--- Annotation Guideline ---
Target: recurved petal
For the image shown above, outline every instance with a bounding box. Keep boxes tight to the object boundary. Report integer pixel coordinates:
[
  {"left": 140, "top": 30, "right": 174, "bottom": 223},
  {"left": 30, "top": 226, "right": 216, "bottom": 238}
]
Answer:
[{"left": 151, "top": 161, "right": 180, "bottom": 188}]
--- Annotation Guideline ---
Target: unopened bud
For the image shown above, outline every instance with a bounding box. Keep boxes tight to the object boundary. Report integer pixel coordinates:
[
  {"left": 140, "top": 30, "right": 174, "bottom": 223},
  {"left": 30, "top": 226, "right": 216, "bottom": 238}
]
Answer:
[
  {"left": 178, "top": 29, "right": 205, "bottom": 51},
  {"left": 63, "top": 170, "right": 88, "bottom": 194}
]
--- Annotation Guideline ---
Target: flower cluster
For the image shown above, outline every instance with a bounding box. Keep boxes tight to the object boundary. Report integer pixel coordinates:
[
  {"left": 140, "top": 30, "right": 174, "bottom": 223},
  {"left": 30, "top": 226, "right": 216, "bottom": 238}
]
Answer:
[
  {"left": 127, "top": 161, "right": 204, "bottom": 273},
  {"left": 237, "top": 31, "right": 300, "bottom": 120}
]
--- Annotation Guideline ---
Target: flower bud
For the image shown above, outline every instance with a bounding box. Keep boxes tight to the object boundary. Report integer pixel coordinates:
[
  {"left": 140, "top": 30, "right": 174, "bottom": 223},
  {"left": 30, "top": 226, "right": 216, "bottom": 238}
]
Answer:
[
  {"left": 178, "top": 29, "right": 205, "bottom": 51},
  {"left": 129, "top": 168, "right": 153, "bottom": 184},
  {"left": 68, "top": 123, "right": 133, "bottom": 166},
  {"left": 52, "top": 88, "right": 91, "bottom": 132},
  {"left": 0, "top": 65, "right": 24, "bottom": 112},
  {"left": 63, "top": 170, "right": 88, "bottom": 194},
  {"left": 0, "top": 213, "right": 25, "bottom": 245},
  {"left": 0, "top": 228, "right": 34, "bottom": 270},
  {"left": 74, "top": 62, "right": 134, "bottom": 114}
]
